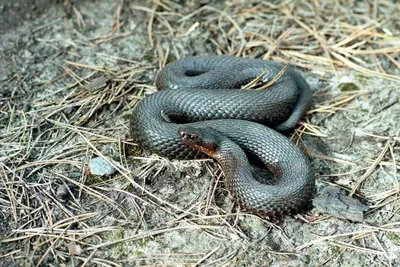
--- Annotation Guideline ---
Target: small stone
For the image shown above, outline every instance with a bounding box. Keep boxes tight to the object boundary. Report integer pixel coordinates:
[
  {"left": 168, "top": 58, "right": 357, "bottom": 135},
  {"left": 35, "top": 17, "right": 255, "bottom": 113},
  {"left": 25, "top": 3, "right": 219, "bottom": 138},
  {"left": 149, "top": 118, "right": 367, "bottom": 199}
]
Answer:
[
  {"left": 312, "top": 186, "right": 369, "bottom": 222},
  {"left": 68, "top": 243, "right": 82, "bottom": 256},
  {"left": 338, "top": 76, "right": 359, "bottom": 92},
  {"left": 84, "top": 76, "right": 110, "bottom": 91},
  {"left": 229, "top": 233, "right": 240, "bottom": 241},
  {"left": 89, "top": 157, "right": 117, "bottom": 177},
  {"left": 338, "top": 82, "right": 359, "bottom": 92},
  {"left": 24, "top": 49, "right": 32, "bottom": 57},
  {"left": 56, "top": 184, "right": 69, "bottom": 201}
]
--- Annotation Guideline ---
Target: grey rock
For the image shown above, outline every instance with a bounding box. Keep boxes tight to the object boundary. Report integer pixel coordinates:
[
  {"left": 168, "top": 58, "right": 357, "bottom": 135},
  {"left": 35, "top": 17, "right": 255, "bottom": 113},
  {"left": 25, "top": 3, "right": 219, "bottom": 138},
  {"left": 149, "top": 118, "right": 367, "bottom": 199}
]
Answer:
[
  {"left": 89, "top": 157, "right": 117, "bottom": 177},
  {"left": 313, "top": 186, "right": 369, "bottom": 222},
  {"left": 56, "top": 184, "right": 69, "bottom": 201}
]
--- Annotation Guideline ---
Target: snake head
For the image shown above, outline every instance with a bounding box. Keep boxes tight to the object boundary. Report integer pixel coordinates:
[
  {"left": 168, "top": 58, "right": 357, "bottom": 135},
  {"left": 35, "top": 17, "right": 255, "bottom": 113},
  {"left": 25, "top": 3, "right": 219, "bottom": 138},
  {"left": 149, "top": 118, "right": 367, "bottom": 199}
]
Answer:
[{"left": 178, "top": 126, "right": 221, "bottom": 157}]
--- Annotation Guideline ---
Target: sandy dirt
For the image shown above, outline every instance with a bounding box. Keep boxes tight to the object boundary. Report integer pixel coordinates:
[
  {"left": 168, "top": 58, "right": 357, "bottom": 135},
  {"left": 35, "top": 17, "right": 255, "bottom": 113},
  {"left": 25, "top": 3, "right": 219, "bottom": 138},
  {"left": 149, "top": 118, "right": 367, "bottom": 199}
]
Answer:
[{"left": 1, "top": 1, "right": 400, "bottom": 266}]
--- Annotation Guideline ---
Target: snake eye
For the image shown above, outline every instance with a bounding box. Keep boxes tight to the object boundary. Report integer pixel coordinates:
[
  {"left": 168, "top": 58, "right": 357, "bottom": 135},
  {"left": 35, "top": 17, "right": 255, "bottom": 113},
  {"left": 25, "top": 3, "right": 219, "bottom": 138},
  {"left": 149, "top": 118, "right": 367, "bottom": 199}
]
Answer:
[
  {"left": 179, "top": 130, "right": 197, "bottom": 141},
  {"left": 184, "top": 133, "right": 198, "bottom": 141}
]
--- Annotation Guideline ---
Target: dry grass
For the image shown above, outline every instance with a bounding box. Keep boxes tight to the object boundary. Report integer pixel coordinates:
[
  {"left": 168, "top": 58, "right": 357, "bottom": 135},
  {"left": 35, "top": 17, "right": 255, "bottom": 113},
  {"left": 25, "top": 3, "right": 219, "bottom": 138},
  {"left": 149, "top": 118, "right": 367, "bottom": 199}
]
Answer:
[{"left": 1, "top": 0, "right": 400, "bottom": 266}]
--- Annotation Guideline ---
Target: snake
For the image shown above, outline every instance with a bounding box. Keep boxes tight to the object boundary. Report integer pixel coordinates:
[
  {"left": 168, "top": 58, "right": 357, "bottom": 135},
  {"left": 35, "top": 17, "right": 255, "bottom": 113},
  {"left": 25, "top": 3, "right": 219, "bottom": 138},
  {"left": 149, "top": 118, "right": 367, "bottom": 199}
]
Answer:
[{"left": 130, "top": 55, "right": 315, "bottom": 217}]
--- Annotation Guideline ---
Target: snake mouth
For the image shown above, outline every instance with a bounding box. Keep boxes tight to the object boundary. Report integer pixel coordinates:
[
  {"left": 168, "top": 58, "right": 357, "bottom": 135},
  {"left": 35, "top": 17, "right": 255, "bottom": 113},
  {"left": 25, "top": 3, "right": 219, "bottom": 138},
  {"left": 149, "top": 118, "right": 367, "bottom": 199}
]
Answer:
[{"left": 178, "top": 127, "right": 218, "bottom": 158}]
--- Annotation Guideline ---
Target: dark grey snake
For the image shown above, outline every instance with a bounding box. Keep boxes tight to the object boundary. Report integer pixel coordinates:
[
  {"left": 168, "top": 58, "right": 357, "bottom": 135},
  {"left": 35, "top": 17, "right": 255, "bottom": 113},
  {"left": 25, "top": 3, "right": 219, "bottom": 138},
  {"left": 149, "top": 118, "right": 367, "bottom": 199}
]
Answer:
[{"left": 130, "top": 55, "right": 315, "bottom": 217}]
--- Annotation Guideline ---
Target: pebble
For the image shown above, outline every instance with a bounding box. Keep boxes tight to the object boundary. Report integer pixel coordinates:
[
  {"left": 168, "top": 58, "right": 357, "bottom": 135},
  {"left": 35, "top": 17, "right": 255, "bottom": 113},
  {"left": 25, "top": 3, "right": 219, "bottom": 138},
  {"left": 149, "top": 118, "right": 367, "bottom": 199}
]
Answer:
[
  {"left": 89, "top": 157, "right": 117, "bottom": 177},
  {"left": 56, "top": 184, "right": 69, "bottom": 201},
  {"left": 68, "top": 243, "right": 82, "bottom": 256}
]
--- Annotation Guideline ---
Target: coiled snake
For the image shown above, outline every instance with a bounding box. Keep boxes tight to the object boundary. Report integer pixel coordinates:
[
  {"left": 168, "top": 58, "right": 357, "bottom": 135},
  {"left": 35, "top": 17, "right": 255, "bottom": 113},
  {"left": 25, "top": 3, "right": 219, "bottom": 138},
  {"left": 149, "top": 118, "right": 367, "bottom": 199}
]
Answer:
[{"left": 130, "top": 55, "right": 315, "bottom": 217}]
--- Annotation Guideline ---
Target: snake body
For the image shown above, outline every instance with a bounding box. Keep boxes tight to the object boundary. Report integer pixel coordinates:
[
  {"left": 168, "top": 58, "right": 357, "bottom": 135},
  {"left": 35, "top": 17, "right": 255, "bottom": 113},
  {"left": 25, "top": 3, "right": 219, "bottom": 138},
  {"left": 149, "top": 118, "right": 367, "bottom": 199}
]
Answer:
[{"left": 130, "top": 55, "right": 315, "bottom": 216}]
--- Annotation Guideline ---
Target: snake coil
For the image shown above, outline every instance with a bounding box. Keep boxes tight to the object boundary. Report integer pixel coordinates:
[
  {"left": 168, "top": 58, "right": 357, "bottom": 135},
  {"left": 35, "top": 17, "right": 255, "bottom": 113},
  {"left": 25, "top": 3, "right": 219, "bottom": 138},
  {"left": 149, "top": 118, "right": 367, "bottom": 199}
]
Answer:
[{"left": 130, "top": 55, "right": 315, "bottom": 217}]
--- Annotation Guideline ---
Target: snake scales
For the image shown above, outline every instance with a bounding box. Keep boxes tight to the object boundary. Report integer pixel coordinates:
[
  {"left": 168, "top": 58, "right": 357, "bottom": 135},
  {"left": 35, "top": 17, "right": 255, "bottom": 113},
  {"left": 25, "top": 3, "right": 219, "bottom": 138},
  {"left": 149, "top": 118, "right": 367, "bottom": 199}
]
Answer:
[{"left": 130, "top": 55, "right": 315, "bottom": 217}]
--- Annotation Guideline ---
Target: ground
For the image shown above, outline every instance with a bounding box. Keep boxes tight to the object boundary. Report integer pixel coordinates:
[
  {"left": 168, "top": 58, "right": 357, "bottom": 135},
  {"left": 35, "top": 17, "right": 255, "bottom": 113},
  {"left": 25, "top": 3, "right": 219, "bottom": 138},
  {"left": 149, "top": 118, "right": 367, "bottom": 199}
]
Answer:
[{"left": 1, "top": 0, "right": 400, "bottom": 266}]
